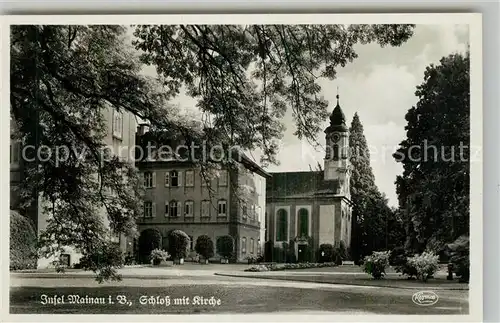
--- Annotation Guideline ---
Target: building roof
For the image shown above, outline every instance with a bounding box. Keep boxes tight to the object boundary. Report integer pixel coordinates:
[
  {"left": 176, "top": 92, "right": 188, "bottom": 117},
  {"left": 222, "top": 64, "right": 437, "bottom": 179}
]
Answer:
[
  {"left": 266, "top": 171, "right": 341, "bottom": 199},
  {"left": 135, "top": 131, "right": 271, "bottom": 179},
  {"left": 325, "top": 95, "right": 348, "bottom": 133}
]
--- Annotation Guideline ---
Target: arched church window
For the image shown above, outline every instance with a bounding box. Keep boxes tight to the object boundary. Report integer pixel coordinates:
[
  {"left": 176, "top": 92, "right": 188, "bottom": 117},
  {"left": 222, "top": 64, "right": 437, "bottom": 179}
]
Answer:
[
  {"left": 333, "top": 144, "right": 339, "bottom": 160},
  {"left": 276, "top": 209, "right": 288, "bottom": 242},
  {"left": 298, "top": 208, "right": 309, "bottom": 237}
]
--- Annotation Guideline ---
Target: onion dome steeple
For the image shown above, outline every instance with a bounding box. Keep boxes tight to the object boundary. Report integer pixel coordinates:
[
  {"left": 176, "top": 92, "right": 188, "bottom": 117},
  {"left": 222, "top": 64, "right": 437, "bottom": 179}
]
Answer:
[{"left": 325, "top": 92, "right": 348, "bottom": 133}]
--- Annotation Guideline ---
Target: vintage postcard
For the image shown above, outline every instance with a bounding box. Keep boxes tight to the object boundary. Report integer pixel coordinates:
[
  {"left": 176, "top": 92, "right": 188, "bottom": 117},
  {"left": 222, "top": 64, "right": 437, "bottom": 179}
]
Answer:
[{"left": 1, "top": 13, "right": 482, "bottom": 322}]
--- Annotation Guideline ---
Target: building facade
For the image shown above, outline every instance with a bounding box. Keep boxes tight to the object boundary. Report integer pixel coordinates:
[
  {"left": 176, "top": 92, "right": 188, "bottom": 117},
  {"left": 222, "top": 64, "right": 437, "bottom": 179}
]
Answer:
[
  {"left": 265, "top": 96, "right": 353, "bottom": 262},
  {"left": 10, "top": 107, "right": 137, "bottom": 268},
  {"left": 135, "top": 137, "right": 269, "bottom": 263}
]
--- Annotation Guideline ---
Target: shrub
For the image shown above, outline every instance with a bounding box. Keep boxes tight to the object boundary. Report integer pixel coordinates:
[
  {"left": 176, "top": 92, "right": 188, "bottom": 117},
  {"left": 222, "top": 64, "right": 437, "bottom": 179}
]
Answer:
[
  {"left": 10, "top": 211, "right": 38, "bottom": 270},
  {"left": 167, "top": 230, "right": 190, "bottom": 261},
  {"left": 216, "top": 235, "right": 234, "bottom": 260},
  {"left": 391, "top": 247, "right": 418, "bottom": 279},
  {"left": 149, "top": 249, "right": 169, "bottom": 265},
  {"left": 448, "top": 235, "right": 469, "bottom": 283},
  {"left": 272, "top": 246, "right": 286, "bottom": 263},
  {"left": 244, "top": 262, "right": 337, "bottom": 272},
  {"left": 195, "top": 235, "right": 215, "bottom": 261},
  {"left": 362, "top": 251, "right": 390, "bottom": 279},
  {"left": 318, "top": 244, "right": 335, "bottom": 263},
  {"left": 137, "top": 228, "right": 162, "bottom": 264},
  {"left": 406, "top": 251, "right": 439, "bottom": 282}
]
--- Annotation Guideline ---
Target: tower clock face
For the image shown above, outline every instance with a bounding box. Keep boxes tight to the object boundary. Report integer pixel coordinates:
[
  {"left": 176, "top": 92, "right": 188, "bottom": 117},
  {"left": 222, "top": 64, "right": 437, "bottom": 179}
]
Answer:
[{"left": 331, "top": 133, "right": 341, "bottom": 143}]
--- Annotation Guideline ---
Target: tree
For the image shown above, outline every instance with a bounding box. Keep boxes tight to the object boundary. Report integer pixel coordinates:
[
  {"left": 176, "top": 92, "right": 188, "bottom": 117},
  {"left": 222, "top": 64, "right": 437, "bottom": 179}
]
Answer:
[
  {"left": 11, "top": 24, "right": 414, "bottom": 281},
  {"left": 393, "top": 52, "right": 470, "bottom": 254},
  {"left": 195, "top": 235, "right": 215, "bottom": 262},
  {"left": 137, "top": 228, "right": 162, "bottom": 264},
  {"left": 10, "top": 211, "right": 37, "bottom": 270},
  {"left": 349, "top": 113, "right": 396, "bottom": 261},
  {"left": 133, "top": 24, "right": 414, "bottom": 164},
  {"left": 216, "top": 235, "right": 234, "bottom": 260},
  {"left": 167, "top": 230, "right": 190, "bottom": 261}
]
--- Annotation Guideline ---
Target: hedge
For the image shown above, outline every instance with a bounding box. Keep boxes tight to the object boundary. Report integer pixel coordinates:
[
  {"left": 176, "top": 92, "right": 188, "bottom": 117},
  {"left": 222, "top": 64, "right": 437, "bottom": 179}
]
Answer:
[{"left": 10, "top": 211, "right": 37, "bottom": 270}]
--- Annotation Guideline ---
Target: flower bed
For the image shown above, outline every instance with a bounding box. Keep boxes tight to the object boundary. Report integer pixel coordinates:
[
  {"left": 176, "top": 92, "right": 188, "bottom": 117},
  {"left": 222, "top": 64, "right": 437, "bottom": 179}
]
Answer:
[{"left": 244, "top": 262, "right": 337, "bottom": 272}]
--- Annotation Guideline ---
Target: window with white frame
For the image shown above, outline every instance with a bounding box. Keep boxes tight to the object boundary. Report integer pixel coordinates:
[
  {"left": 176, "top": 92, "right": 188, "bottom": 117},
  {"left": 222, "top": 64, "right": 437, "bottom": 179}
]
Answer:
[
  {"left": 169, "top": 200, "right": 181, "bottom": 217},
  {"left": 185, "top": 200, "right": 194, "bottom": 217},
  {"left": 218, "top": 200, "right": 227, "bottom": 216},
  {"left": 144, "top": 201, "right": 153, "bottom": 218},
  {"left": 218, "top": 170, "right": 228, "bottom": 186},
  {"left": 170, "top": 170, "right": 179, "bottom": 187},
  {"left": 201, "top": 200, "right": 210, "bottom": 217},
  {"left": 250, "top": 238, "right": 254, "bottom": 254},
  {"left": 144, "top": 172, "right": 154, "bottom": 188},
  {"left": 185, "top": 170, "right": 194, "bottom": 187},
  {"left": 241, "top": 237, "right": 246, "bottom": 253},
  {"left": 112, "top": 109, "right": 123, "bottom": 139},
  {"left": 257, "top": 239, "right": 261, "bottom": 255}
]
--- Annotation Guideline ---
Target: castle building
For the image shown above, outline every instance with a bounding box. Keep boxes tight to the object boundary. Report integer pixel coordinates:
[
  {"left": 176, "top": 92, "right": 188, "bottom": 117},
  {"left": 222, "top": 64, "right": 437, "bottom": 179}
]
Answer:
[
  {"left": 135, "top": 128, "right": 269, "bottom": 263},
  {"left": 10, "top": 107, "right": 137, "bottom": 268},
  {"left": 265, "top": 96, "right": 353, "bottom": 262}
]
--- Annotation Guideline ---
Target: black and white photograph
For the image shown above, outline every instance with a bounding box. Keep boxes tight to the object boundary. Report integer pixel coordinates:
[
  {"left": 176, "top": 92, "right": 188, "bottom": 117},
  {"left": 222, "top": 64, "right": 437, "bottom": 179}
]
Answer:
[{"left": 3, "top": 13, "right": 482, "bottom": 321}]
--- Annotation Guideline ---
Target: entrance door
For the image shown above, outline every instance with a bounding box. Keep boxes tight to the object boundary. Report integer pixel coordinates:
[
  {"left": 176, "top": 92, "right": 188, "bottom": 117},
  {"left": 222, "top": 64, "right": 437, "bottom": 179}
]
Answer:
[{"left": 297, "top": 244, "right": 307, "bottom": 263}]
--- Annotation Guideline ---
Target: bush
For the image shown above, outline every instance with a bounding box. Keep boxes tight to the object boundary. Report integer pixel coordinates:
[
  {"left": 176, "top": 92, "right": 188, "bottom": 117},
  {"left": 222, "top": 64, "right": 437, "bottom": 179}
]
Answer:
[
  {"left": 195, "top": 235, "right": 215, "bottom": 261},
  {"left": 391, "top": 247, "right": 418, "bottom": 279},
  {"left": 167, "top": 230, "right": 190, "bottom": 261},
  {"left": 362, "top": 251, "right": 390, "bottom": 279},
  {"left": 245, "top": 262, "right": 337, "bottom": 272},
  {"left": 216, "top": 235, "right": 234, "bottom": 260},
  {"left": 138, "top": 228, "right": 162, "bottom": 264},
  {"left": 406, "top": 251, "right": 439, "bottom": 282},
  {"left": 318, "top": 244, "right": 335, "bottom": 263},
  {"left": 272, "top": 247, "right": 286, "bottom": 263},
  {"left": 149, "top": 249, "right": 169, "bottom": 265},
  {"left": 448, "top": 235, "right": 469, "bottom": 283},
  {"left": 10, "top": 211, "right": 38, "bottom": 270}
]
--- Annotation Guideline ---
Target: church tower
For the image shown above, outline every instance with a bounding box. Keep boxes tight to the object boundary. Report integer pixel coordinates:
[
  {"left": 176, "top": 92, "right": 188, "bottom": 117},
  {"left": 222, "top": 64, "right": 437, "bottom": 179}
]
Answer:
[{"left": 324, "top": 94, "right": 351, "bottom": 197}]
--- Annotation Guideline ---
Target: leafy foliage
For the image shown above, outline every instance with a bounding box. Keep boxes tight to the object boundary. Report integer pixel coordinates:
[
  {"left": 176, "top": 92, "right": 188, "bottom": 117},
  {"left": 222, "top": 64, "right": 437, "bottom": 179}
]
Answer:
[
  {"left": 167, "top": 230, "right": 190, "bottom": 260},
  {"left": 10, "top": 211, "right": 37, "bottom": 270},
  {"left": 78, "top": 243, "right": 124, "bottom": 283},
  {"left": 447, "top": 235, "right": 469, "bottom": 283},
  {"left": 134, "top": 24, "right": 414, "bottom": 163},
  {"left": 390, "top": 247, "right": 418, "bottom": 279},
  {"left": 318, "top": 243, "right": 335, "bottom": 263},
  {"left": 406, "top": 251, "right": 439, "bottom": 282},
  {"left": 138, "top": 228, "right": 162, "bottom": 264},
  {"left": 361, "top": 251, "right": 390, "bottom": 279},
  {"left": 216, "top": 235, "right": 234, "bottom": 259},
  {"left": 149, "top": 248, "right": 170, "bottom": 265},
  {"left": 195, "top": 235, "right": 215, "bottom": 260},
  {"left": 394, "top": 52, "right": 470, "bottom": 254}
]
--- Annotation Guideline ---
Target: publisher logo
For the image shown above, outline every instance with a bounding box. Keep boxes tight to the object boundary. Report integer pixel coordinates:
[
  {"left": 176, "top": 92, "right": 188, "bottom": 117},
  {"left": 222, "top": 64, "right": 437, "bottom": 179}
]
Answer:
[{"left": 412, "top": 291, "right": 439, "bottom": 306}]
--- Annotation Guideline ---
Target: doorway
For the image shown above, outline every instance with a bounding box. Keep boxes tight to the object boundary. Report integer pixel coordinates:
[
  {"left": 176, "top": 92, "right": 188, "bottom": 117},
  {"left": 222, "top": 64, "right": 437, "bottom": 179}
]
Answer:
[{"left": 297, "top": 244, "right": 307, "bottom": 263}]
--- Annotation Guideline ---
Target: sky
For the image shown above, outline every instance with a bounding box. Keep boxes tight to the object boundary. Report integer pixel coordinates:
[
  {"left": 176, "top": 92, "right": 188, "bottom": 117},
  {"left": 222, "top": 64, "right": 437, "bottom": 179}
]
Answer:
[{"left": 134, "top": 24, "right": 469, "bottom": 207}]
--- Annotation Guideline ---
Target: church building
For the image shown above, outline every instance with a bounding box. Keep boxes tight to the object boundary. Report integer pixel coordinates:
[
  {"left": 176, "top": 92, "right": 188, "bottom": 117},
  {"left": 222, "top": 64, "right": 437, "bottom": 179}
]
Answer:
[{"left": 265, "top": 95, "right": 353, "bottom": 262}]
